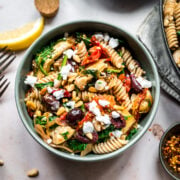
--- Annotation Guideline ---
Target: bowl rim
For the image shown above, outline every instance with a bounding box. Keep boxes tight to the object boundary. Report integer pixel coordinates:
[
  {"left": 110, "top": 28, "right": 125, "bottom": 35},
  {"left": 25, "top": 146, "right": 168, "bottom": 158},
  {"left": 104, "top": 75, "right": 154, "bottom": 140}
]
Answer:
[
  {"left": 159, "top": 122, "right": 180, "bottom": 180},
  {"left": 15, "top": 20, "right": 160, "bottom": 162},
  {"left": 159, "top": 0, "right": 180, "bottom": 77}
]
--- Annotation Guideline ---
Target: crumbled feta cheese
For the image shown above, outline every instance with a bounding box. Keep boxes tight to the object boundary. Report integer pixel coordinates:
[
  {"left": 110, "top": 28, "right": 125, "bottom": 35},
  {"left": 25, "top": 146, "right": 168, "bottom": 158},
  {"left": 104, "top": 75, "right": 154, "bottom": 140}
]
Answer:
[
  {"left": 47, "top": 87, "right": 53, "bottom": 94},
  {"left": 129, "top": 63, "right": 135, "bottom": 70},
  {"left": 137, "top": 124, "right": 143, "bottom": 130},
  {"left": 66, "top": 101, "right": 75, "bottom": 109},
  {"left": 63, "top": 49, "right": 76, "bottom": 59},
  {"left": 60, "top": 64, "right": 73, "bottom": 80},
  {"left": 94, "top": 33, "right": 104, "bottom": 41},
  {"left": 104, "top": 33, "right": 110, "bottom": 42},
  {"left": 108, "top": 38, "right": 119, "bottom": 48},
  {"left": 53, "top": 89, "right": 65, "bottom": 100},
  {"left": 47, "top": 139, "right": 52, "bottom": 144},
  {"left": 89, "top": 100, "right": 101, "bottom": 116},
  {"left": 64, "top": 32, "right": 69, "bottom": 38},
  {"left": 83, "top": 121, "right": 94, "bottom": 134},
  {"left": 111, "top": 130, "right": 122, "bottom": 138},
  {"left": 95, "top": 79, "right": 107, "bottom": 91},
  {"left": 24, "top": 75, "right": 37, "bottom": 87},
  {"left": 96, "top": 114, "right": 111, "bottom": 125},
  {"left": 136, "top": 77, "right": 152, "bottom": 88},
  {"left": 98, "top": 100, "right": 110, "bottom": 107},
  {"left": 71, "top": 61, "right": 76, "bottom": 65},
  {"left": 54, "top": 79, "right": 61, "bottom": 88},
  {"left": 112, "top": 111, "right": 120, "bottom": 118}
]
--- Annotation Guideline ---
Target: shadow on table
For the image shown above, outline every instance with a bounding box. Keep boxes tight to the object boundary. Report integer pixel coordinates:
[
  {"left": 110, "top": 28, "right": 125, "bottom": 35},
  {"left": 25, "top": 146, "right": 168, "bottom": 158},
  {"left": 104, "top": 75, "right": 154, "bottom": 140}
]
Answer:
[
  {"left": 87, "top": 0, "right": 157, "bottom": 13},
  {"left": 43, "top": 147, "right": 135, "bottom": 180}
]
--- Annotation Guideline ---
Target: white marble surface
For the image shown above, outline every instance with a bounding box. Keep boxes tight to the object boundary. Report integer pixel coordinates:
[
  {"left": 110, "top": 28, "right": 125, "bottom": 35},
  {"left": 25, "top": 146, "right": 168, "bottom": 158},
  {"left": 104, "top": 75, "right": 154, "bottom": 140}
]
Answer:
[{"left": 0, "top": 0, "right": 179, "bottom": 179}]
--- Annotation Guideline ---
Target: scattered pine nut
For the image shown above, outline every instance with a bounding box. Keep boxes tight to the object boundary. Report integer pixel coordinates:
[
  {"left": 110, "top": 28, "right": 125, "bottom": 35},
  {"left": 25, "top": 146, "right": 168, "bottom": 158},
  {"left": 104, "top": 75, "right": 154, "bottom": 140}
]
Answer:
[
  {"left": 0, "top": 159, "right": 4, "bottom": 166},
  {"left": 27, "top": 168, "right": 39, "bottom": 177}
]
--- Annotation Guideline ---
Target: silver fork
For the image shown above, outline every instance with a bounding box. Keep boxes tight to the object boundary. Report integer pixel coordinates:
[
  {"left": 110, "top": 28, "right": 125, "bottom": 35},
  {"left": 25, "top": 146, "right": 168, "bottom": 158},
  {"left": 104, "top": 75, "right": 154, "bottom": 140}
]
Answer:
[
  {"left": 0, "top": 75, "right": 10, "bottom": 98},
  {"left": 0, "top": 46, "right": 16, "bottom": 74}
]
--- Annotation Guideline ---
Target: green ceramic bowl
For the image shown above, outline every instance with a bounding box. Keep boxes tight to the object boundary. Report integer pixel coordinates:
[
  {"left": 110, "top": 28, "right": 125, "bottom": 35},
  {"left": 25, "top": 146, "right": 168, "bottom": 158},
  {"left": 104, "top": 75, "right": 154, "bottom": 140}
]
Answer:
[
  {"left": 15, "top": 21, "right": 160, "bottom": 162},
  {"left": 159, "top": 123, "right": 180, "bottom": 180}
]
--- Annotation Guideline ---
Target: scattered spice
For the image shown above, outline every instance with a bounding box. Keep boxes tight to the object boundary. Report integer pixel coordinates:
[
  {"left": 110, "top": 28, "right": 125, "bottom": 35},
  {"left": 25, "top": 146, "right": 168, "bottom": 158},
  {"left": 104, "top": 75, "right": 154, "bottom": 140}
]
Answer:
[
  {"left": 162, "top": 135, "right": 180, "bottom": 173},
  {"left": 0, "top": 159, "right": 4, "bottom": 166},
  {"left": 27, "top": 168, "right": 39, "bottom": 177}
]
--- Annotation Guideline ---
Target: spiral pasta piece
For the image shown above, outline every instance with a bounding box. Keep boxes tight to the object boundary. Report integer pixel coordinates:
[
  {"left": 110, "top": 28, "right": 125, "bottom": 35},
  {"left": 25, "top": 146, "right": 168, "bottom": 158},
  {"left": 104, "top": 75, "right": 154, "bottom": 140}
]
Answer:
[
  {"left": 37, "top": 73, "right": 58, "bottom": 83},
  {"left": 28, "top": 88, "right": 41, "bottom": 100},
  {"left": 120, "top": 47, "right": 145, "bottom": 77},
  {"left": 112, "top": 76, "right": 132, "bottom": 110},
  {"left": 165, "top": 21, "right": 179, "bottom": 50},
  {"left": 163, "top": 0, "right": 176, "bottom": 26},
  {"left": 174, "top": 3, "right": 180, "bottom": 31},
  {"left": 92, "top": 136, "right": 128, "bottom": 154},
  {"left": 101, "top": 42, "right": 123, "bottom": 69},
  {"left": 26, "top": 99, "right": 46, "bottom": 112},
  {"left": 73, "top": 41, "right": 87, "bottom": 63},
  {"left": 72, "top": 91, "right": 98, "bottom": 102}
]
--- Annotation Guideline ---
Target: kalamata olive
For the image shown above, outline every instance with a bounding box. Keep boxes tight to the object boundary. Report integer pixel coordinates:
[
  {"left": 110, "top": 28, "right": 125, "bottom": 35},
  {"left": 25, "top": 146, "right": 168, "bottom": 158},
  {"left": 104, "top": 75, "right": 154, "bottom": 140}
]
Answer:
[
  {"left": 111, "top": 115, "right": 126, "bottom": 129},
  {"left": 43, "top": 94, "right": 60, "bottom": 111},
  {"left": 75, "top": 130, "right": 98, "bottom": 143},
  {"left": 66, "top": 108, "right": 84, "bottom": 127},
  {"left": 130, "top": 74, "right": 142, "bottom": 93}
]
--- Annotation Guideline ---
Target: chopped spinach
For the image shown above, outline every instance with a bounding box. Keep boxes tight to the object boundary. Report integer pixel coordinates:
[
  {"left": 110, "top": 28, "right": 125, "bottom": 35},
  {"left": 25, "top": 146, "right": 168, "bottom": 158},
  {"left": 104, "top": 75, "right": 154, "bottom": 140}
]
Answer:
[
  {"left": 67, "top": 139, "right": 87, "bottom": 151},
  {"left": 177, "top": 31, "right": 180, "bottom": 36},
  {"left": 49, "top": 116, "right": 58, "bottom": 121},
  {"left": 83, "top": 69, "right": 98, "bottom": 79},
  {"left": 35, "top": 116, "right": 47, "bottom": 125},
  {"left": 35, "top": 82, "right": 54, "bottom": 89},
  {"left": 61, "top": 131, "right": 69, "bottom": 140},
  {"left": 126, "top": 128, "right": 138, "bottom": 140},
  {"left": 118, "top": 51, "right": 123, "bottom": 57},
  {"left": 76, "top": 32, "right": 91, "bottom": 47},
  {"left": 97, "top": 125, "right": 116, "bottom": 143},
  {"left": 124, "top": 115, "right": 132, "bottom": 120},
  {"left": 80, "top": 104, "right": 85, "bottom": 112}
]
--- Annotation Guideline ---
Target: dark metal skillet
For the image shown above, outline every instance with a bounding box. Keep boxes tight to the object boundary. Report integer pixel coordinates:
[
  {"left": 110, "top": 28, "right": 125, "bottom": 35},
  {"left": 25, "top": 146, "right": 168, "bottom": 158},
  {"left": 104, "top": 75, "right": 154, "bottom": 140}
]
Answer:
[{"left": 159, "top": 0, "right": 180, "bottom": 77}]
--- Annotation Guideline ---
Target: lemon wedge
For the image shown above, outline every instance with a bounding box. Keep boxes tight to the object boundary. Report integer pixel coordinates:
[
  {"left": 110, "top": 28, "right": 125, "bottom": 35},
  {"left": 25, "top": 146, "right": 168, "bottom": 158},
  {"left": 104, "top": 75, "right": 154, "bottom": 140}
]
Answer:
[{"left": 0, "top": 17, "right": 44, "bottom": 50}]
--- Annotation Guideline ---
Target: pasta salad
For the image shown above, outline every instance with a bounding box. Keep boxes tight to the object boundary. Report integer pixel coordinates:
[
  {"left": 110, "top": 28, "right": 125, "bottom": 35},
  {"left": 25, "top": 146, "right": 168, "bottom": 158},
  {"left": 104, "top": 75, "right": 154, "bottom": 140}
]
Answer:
[{"left": 24, "top": 32, "right": 153, "bottom": 156}]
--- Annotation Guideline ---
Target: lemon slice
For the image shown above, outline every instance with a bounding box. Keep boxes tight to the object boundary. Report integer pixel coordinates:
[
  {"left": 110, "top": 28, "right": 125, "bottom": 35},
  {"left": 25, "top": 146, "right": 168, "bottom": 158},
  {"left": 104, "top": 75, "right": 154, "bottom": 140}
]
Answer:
[{"left": 0, "top": 17, "right": 44, "bottom": 50}]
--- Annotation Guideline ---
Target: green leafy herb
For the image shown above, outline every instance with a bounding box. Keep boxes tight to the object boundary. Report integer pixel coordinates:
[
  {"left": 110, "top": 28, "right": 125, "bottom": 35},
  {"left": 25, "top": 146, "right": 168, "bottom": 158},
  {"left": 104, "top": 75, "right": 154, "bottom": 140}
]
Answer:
[
  {"left": 76, "top": 32, "right": 91, "bottom": 47},
  {"left": 148, "top": 99, "right": 152, "bottom": 107},
  {"left": 124, "top": 115, "right": 132, "bottom": 120},
  {"left": 97, "top": 125, "right": 116, "bottom": 143},
  {"left": 107, "top": 69, "right": 122, "bottom": 73},
  {"left": 61, "top": 131, "right": 69, "bottom": 140},
  {"left": 35, "top": 82, "right": 54, "bottom": 89},
  {"left": 126, "top": 128, "right": 138, "bottom": 140},
  {"left": 118, "top": 51, "right": 123, "bottom": 57},
  {"left": 57, "top": 73, "right": 62, "bottom": 80},
  {"left": 80, "top": 104, "right": 85, "bottom": 112},
  {"left": 35, "top": 116, "right": 47, "bottom": 125},
  {"left": 49, "top": 116, "right": 58, "bottom": 121},
  {"left": 83, "top": 69, "right": 98, "bottom": 79},
  {"left": 75, "top": 85, "right": 80, "bottom": 93},
  {"left": 177, "top": 31, "right": 180, "bottom": 36},
  {"left": 67, "top": 139, "right": 87, "bottom": 151},
  {"left": 61, "top": 54, "right": 68, "bottom": 67}
]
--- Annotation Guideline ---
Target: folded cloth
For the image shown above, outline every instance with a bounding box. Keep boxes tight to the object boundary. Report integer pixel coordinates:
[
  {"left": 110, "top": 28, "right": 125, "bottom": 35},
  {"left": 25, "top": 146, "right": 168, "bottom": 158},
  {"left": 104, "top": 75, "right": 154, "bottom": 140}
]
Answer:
[{"left": 137, "top": 5, "right": 180, "bottom": 103}]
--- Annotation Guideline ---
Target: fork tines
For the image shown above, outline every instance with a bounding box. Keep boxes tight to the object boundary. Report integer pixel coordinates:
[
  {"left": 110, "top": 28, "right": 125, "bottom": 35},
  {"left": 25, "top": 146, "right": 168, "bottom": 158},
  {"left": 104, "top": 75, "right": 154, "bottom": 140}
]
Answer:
[
  {"left": 0, "top": 75, "right": 10, "bottom": 98},
  {"left": 0, "top": 46, "right": 16, "bottom": 74}
]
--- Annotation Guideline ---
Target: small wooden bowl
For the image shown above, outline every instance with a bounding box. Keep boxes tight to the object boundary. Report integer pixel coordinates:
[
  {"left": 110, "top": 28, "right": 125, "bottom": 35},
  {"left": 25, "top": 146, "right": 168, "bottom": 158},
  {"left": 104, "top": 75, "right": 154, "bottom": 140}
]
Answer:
[
  {"left": 34, "top": 0, "right": 59, "bottom": 18},
  {"left": 159, "top": 123, "right": 180, "bottom": 180}
]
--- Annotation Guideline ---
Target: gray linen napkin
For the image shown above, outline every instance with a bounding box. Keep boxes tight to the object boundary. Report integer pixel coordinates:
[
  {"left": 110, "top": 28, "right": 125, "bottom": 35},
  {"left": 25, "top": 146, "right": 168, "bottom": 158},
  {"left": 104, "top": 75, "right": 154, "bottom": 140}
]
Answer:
[{"left": 137, "top": 5, "right": 180, "bottom": 103}]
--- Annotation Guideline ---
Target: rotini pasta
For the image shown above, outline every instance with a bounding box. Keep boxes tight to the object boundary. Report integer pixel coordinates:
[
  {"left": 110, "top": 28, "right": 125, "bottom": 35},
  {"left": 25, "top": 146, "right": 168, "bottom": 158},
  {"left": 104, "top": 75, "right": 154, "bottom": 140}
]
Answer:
[{"left": 24, "top": 32, "right": 153, "bottom": 156}]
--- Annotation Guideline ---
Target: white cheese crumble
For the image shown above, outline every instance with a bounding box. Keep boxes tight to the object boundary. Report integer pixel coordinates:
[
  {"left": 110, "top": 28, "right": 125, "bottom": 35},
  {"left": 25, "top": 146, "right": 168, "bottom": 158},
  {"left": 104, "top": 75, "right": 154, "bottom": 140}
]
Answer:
[
  {"left": 63, "top": 49, "right": 76, "bottom": 59},
  {"left": 53, "top": 89, "right": 65, "bottom": 100},
  {"left": 89, "top": 100, "right": 101, "bottom": 116},
  {"left": 95, "top": 79, "right": 107, "bottom": 91},
  {"left": 60, "top": 64, "right": 73, "bottom": 80},
  {"left": 83, "top": 121, "right": 94, "bottom": 134},
  {"left": 65, "top": 101, "right": 75, "bottom": 109},
  {"left": 108, "top": 38, "right": 119, "bottom": 48},
  {"left": 94, "top": 33, "right": 104, "bottom": 41},
  {"left": 24, "top": 75, "right": 37, "bottom": 87},
  {"left": 136, "top": 77, "right": 152, "bottom": 88},
  {"left": 104, "top": 33, "right": 110, "bottom": 42},
  {"left": 137, "top": 124, "right": 143, "bottom": 130},
  {"left": 47, "top": 87, "right": 53, "bottom": 94},
  {"left": 54, "top": 79, "right": 61, "bottom": 88},
  {"left": 111, "top": 130, "right": 123, "bottom": 138},
  {"left": 98, "top": 99, "right": 110, "bottom": 107},
  {"left": 112, "top": 111, "right": 120, "bottom": 119},
  {"left": 96, "top": 114, "right": 111, "bottom": 125},
  {"left": 47, "top": 139, "right": 52, "bottom": 144}
]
